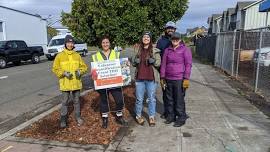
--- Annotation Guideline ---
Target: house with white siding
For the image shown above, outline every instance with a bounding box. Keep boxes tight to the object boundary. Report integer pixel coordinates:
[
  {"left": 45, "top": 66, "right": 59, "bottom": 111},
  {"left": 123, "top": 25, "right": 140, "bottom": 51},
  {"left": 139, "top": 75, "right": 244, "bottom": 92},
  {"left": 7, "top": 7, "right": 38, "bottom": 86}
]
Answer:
[
  {"left": 212, "top": 14, "right": 222, "bottom": 34},
  {"left": 227, "top": 8, "right": 237, "bottom": 30},
  {"left": 235, "top": 1, "right": 257, "bottom": 29},
  {"left": 221, "top": 11, "right": 228, "bottom": 32},
  {"left": 214, "top": 16, "right": 223, "bottom": 34},
  {"left": 0, "top": 5, "right": 47, "bottom": 50},
  {"left": 242, "top": 0, "right": 270, "bottom": 30}
]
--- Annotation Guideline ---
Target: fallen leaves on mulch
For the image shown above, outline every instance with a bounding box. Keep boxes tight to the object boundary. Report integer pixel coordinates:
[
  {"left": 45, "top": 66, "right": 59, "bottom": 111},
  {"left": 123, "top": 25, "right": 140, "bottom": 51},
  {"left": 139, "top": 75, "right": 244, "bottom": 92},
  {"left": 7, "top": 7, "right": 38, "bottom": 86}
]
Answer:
[{"left": 16, "top": 85, "right": 135, "bottom": 145}]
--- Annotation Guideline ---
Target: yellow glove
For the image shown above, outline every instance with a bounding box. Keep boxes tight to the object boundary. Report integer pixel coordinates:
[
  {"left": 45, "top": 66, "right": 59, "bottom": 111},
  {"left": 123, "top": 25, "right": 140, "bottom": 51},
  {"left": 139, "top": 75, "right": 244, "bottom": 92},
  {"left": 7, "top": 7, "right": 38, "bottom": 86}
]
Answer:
[
  {"left": 160, "top": 79, "right": 166, "bottom": 90},
  {"left": 183, "top": 79, "right": 190, "bottom": 89}
]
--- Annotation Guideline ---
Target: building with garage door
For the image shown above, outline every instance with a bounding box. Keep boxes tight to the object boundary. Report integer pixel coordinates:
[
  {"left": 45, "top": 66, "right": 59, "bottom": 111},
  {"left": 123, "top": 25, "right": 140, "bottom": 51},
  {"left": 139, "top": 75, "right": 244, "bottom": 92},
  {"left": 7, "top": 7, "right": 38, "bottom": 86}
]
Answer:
[{"left": 0, "top": 5, "right": 47, "bottom": 50}]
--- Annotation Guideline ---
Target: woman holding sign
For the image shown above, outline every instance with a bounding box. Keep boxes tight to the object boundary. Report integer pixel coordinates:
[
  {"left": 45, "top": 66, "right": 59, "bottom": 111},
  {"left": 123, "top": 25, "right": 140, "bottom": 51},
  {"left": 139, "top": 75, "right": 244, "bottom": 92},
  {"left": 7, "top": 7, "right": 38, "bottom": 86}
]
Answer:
[
  {"left": 132, "top": 32, "right": 161, "bottom": 127},
  {"left": 91, "top": 35, "right": 128, "bottom": 129}
]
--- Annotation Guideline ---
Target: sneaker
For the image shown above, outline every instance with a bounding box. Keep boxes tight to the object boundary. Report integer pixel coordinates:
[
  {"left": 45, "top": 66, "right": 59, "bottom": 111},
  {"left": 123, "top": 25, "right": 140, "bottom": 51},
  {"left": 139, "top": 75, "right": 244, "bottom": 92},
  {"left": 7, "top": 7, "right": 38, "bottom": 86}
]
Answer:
[
  {"left": 160, "top": 113, "right": 167, "bottom": 119},
  {"left": 60, "top": 116, "right": 67, "bottom": 128},
  {"left": 135, "top": 116, "right": 145, "bottom": 125},
  {"left": 116, "top": 116, "right": 128, "bottom": 126},
  {"left": 173, "top": 120, "right": 186, "bottom": 127},
  {"left": 164, "top": 118, "right": 174, "bottom": 124},
  {"left": 149, "top": 117, "right": 155, "bottom": 127},
  {"left": 102, "top": 117, "right": 108, "bottom": 129},
  {"left": 76, "top": 117, "right": 84, "bottom": 126}
]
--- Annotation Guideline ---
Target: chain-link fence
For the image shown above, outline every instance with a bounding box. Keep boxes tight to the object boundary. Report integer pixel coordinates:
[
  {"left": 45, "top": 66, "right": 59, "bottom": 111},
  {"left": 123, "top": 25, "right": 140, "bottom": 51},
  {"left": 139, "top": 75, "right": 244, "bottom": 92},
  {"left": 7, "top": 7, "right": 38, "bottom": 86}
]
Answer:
[
  {"left": 215, "top": 32, "right": 235, "bottom": 75},
  {"left": 195, "top": 36, "right": 216, "bottom": 64},
  {"left": 213, "top": 27, "right": 270, "bottom": 100}
]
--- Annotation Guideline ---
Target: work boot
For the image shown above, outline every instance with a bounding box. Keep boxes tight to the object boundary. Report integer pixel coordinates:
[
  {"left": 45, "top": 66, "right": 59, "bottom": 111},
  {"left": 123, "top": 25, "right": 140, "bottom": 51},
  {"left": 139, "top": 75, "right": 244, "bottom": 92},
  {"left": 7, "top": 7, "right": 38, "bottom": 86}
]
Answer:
[
  {"left": 135, "top": 116, "right": 145, "bottom": 126},
  {"left": 60, "top": 116, "right": 67, "bottom": 128},
  {"left": 164, "top": 117, "right": 174, "bottom": 124},
  {"left": 102, "top": 117, "right": 108, "bottom": 129},
  {"left": 173, "top": 120, "right": 186, "bottom": 127},
  {"left": 116, "top": 116, "right": 128, "bottom": 126},
  {"left": 160, "top": 113, "right": 167, "bottom": 119}
]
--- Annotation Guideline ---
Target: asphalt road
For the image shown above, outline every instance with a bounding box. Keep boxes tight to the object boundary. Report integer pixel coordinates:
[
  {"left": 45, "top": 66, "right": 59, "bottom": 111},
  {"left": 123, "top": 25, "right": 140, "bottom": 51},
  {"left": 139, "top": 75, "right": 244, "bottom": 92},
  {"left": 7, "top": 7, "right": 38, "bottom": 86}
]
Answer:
[
  {"left": 0, "top": 54, "right": 94, "bottom": 134},
  {"left": 0, "top": 49, "right": 135, "bottom": 134}
]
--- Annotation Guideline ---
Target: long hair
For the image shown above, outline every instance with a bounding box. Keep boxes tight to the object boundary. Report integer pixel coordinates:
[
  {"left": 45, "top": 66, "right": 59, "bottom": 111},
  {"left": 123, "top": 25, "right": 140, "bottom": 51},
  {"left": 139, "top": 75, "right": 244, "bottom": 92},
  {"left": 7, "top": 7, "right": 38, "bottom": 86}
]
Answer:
[{"left": 137, "top": 36, "right": 153, "bottom": 58}]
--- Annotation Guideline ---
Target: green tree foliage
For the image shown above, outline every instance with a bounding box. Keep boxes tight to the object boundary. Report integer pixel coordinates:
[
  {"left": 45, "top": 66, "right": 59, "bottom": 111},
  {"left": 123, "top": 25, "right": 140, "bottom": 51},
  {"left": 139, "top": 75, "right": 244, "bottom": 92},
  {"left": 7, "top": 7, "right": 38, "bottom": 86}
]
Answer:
[
  {"left": 62, "top": 0, "right": 188, "bottom": 47},
  {"left": 47, "top": 26, "right": 58, "bottom": 38}
]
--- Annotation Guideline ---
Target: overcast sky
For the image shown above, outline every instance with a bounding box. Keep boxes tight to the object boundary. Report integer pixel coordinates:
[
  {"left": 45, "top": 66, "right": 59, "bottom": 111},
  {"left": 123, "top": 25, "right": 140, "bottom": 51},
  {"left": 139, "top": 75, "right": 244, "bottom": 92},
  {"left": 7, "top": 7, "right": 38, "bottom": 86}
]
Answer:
[{"left": 0, "top": 0, "right": 253, "bottom": 33}]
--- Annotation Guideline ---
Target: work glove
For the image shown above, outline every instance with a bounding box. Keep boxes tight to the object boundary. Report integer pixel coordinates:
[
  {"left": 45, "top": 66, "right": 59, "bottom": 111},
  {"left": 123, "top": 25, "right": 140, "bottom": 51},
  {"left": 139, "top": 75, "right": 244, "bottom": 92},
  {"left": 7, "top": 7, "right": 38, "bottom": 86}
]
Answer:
[
  {"left": 148, "top": 58, "right": 155, "bottom": 65},
  {"left": 133, "top": 58, "right": 140, "bottom": 65},
  {"left": 160, "top": 79, "right": 166, "bottom": 90},
  {"left": 183, "top": 79, "right": 190, "bottom": 89},
  {"left": 75, "top": 70, "right": 81, "bottom": 79},
  {"left": 63, "top": 71, "right": 73, "bottom": 79}
]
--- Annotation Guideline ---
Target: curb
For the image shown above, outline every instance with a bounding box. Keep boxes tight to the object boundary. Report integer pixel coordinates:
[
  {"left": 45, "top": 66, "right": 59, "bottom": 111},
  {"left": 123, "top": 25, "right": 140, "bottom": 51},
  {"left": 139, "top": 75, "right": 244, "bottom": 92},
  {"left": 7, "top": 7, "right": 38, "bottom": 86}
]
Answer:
[{"left": 0, "top": 89, "right": 93, "bottom": 141}]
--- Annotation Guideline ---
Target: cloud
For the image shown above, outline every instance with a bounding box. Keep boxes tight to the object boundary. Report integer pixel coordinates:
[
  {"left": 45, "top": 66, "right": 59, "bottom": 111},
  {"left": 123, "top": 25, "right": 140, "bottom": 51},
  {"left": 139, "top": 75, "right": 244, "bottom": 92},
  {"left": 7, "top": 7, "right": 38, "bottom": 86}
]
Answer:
[
  {"left": 0, "top": 0, "right": 254, "bottom": 32},
  {"left": 177, "top": 0, "right": 250, "bottom": 33},
  {"left": 0, "top": 0, "right": 72, "bottom": 27}
]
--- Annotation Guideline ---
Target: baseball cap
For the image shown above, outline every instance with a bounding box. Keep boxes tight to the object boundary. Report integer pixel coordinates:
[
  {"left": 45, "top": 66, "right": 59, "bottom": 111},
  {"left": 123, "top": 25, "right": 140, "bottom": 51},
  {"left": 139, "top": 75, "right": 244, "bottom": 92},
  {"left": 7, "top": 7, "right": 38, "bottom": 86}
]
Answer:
[
  {"left": 165, "top": 21, "right": 176, "bottom": 29},
  {"left": 142, "top": 31, "right": 152, "bottom": 38},
  {"left": 171, "top": 32, "right": 181, "bottom": 39},
  {"left": 64, "top": 35, "right": 74, "bottom": 44}
]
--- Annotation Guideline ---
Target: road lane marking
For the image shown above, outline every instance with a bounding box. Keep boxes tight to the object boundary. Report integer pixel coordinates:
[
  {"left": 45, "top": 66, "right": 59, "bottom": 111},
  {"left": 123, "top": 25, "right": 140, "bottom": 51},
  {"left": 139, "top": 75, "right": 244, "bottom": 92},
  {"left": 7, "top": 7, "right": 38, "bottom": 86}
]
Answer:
[
  {"left": 0, "top": 76, "right": 8, "bottom": 80},
  {"left": 1, "top": 146, "right": 13, "bottom": 152}
]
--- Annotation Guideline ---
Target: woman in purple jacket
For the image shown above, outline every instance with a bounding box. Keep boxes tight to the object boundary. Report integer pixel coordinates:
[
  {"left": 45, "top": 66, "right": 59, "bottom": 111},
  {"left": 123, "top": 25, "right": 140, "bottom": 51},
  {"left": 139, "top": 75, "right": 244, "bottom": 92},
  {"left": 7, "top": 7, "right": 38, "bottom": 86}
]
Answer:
[{"left": 160, "top": 32, "right": 192, "bottom": 127}]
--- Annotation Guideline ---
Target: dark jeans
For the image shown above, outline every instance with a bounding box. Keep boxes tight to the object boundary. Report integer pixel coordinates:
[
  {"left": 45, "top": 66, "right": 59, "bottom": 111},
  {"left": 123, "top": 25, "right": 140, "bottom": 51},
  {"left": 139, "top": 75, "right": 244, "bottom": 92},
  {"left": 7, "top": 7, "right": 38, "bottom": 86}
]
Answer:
[
  {"left": 97, "top": 87, "right": 124, "bottom": 114},
  {"left": 165, "top": 80, "right": 188, "bottom": 121},
  {"left": 61, "top": 90, "right": 81, "bottom": 118}
]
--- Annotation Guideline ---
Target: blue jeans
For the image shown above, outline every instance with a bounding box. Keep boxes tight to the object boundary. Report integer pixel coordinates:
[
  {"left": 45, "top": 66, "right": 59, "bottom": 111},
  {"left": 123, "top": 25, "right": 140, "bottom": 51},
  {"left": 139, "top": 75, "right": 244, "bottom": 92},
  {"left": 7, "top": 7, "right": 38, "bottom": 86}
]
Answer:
[{"left": 135, "top": 80, "right": 157, "bottom": 117}]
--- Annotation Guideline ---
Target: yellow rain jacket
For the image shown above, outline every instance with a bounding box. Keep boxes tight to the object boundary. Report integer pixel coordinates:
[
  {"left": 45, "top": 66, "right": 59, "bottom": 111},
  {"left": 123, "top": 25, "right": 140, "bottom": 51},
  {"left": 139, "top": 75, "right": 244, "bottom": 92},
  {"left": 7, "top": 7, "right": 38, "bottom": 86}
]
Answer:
[{"left": 52, "top": 49, "right": 88, "bottom": 91}]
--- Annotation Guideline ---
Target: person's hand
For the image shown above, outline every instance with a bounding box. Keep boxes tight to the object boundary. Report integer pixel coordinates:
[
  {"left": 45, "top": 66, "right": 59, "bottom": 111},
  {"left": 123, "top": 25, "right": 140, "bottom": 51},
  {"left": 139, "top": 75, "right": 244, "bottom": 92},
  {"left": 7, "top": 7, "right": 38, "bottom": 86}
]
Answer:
[
  {"left": 63, "top": 71, "right": 73, "bottom": 79},
  {"left": 160, "top": 79, "right": 166, "bottom": 90},
  {"left": 183, "top": 79, "right": 190, "bottom": 89},
  {"left": 134, "top": 58, "right": 140, "bottom": 65},
  {"left": 148, "top": 58, "right": 155, "bottom": 64},
  {"left": 75, "top": 70, "right": 81, "bottom": 79},
  {"left": 91, "top": 69, "right": 98, "bottom": 80}
]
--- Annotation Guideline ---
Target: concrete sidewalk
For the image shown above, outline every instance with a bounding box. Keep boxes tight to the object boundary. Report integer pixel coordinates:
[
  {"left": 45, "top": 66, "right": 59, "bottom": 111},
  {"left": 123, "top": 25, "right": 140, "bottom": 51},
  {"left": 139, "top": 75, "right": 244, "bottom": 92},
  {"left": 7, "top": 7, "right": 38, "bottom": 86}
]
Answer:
[{"left": 0, "top": 61, "right": 270, "bottom": 152}]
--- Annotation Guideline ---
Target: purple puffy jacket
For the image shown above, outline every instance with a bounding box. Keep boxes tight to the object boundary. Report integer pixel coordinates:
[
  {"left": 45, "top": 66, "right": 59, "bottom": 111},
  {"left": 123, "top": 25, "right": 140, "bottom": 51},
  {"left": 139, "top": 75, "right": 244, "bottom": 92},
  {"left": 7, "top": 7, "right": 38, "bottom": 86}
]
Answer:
[{"left": 160, "top": 43, "right": 192, "bottom": 80}]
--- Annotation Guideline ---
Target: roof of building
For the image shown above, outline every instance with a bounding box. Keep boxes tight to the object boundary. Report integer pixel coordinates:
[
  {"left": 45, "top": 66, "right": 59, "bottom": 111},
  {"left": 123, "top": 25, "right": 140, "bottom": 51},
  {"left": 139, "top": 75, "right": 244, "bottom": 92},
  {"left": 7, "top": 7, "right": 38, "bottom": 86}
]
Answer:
[
  {"left": 207, "top": 17, "right": 212, "bottom": 23},
  {"left": 236, "top": 1, "right": 256, "bottom": 10},
  {"left": 186, "top": 26, "right": 207, "bottom": 35},
  {"left": 242, "top": 0, "right": 264, "bottom": 10},
  {"left": 0, "top": 5, "right": 45, "bottom": 20},
  {"left": 223, "top": 11, "right": 228, "bottom": 17},
  {"left": 52, "top": 26, "right": 68, "bottom": 29},
  {"left": 227, "top": 8, "right": 236, "bottom": 15},
  {"left": 212, "top": 14, "right": 222, "bottom": 21}
]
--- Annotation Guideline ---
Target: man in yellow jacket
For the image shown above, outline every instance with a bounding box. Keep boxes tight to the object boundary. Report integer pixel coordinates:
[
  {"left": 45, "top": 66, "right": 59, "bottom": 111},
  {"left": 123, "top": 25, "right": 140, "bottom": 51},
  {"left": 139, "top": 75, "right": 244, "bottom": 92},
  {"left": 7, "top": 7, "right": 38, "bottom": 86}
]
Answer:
[{"left": 52, "top": 35, "right": 88, "bottom": 128}]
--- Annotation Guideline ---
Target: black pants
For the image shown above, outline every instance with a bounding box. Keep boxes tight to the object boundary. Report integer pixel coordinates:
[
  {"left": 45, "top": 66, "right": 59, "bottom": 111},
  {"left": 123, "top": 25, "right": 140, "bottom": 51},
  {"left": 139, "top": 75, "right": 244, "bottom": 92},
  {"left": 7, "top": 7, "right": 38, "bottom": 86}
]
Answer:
[
  {"left": 162, "top": 89, "right": 168, "bottom": 116},
  {"left": 165, "top": 80, "right": 188, "bottom": 121},
  {"left": 97, "top": 87, "right": 124, "bottom": 114}
]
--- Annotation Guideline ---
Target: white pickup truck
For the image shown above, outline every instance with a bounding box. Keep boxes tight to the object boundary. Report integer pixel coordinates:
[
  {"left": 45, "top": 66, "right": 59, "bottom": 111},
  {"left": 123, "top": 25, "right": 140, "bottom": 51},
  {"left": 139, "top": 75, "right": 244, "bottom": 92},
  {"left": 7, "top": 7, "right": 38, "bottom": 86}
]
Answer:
[
  {"left": 253, "top": 47, "right": 270, "bottom": 67},
  {"left": 45, "top": 34, "right": 88, "bottom": 60}
]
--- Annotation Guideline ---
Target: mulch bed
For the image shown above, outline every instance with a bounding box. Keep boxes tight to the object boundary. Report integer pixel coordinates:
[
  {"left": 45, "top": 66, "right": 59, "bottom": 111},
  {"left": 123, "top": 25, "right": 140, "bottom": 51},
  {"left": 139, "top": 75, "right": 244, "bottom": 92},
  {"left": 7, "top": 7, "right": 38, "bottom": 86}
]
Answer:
[{"left": 16, "top": 85, "right": 136, "bottom": 145}]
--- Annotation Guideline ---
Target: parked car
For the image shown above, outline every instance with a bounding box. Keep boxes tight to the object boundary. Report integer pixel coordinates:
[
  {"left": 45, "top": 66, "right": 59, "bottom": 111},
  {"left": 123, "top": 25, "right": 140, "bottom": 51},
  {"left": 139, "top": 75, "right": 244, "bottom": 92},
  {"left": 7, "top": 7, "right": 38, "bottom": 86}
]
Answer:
[
  {"left": 45, "top": 34, "right": 88, "bottom": 60},
  {"left": 253, "top": 47, "right": 270, "bottom": 66},
  {"left": 0, "top": 40, "right": 44, "bottom": 69}
]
